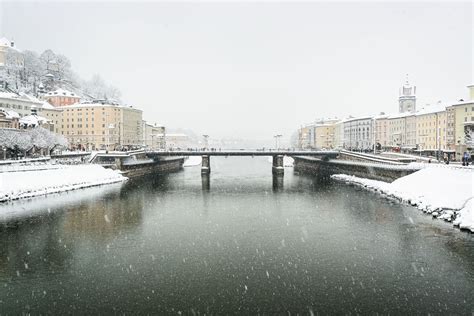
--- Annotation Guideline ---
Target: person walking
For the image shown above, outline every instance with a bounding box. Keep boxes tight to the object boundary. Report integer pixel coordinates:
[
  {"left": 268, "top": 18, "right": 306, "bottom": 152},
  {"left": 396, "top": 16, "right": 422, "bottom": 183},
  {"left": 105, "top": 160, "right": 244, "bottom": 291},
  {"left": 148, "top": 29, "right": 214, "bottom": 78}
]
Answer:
[{"left": 463, "top": 152, "right": 470, "bottom": 166}]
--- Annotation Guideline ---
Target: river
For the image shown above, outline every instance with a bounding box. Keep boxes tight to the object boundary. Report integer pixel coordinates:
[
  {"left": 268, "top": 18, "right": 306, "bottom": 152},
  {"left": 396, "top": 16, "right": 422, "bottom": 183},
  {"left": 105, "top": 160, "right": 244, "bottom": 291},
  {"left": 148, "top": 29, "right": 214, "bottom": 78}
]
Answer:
[{"left": 0, "top": 157, "right": 472, "bottom": 314}]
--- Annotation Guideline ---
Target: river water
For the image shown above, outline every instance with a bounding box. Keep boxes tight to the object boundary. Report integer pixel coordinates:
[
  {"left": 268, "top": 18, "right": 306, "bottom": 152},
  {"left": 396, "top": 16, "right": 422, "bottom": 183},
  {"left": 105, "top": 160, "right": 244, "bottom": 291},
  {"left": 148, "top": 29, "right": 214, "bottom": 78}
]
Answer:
[{"left": 0, "top": 157, "right": 472, "bottom": 314}]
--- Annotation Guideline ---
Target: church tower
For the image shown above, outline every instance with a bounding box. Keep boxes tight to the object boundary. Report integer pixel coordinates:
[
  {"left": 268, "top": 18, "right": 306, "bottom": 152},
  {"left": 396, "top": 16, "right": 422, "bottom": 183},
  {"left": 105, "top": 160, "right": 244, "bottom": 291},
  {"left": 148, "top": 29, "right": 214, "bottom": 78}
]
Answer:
[{"left": 399, "top": 75, "right": 416, "bottom": 113}]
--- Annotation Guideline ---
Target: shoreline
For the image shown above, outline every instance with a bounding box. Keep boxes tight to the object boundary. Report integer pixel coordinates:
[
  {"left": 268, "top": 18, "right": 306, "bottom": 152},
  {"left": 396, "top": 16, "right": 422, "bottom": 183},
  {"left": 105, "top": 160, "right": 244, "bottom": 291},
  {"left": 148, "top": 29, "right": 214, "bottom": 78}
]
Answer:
[
  {"left": 331, "top": 171, "right": 473, "bottom": 233},
  {"left": 0, "top": 164, "right": 128, "bottom": 203}
]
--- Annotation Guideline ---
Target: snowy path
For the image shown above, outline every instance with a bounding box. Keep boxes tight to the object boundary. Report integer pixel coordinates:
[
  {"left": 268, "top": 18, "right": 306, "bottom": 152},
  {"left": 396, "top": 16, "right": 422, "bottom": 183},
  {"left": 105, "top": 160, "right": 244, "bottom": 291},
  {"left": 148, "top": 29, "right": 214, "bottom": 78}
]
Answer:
[
  {"left": 332, "top": 167, "right": 474, "bottom": 232},
  {"left": 0, "top": 165, "right": 127, "bottom": 202}
]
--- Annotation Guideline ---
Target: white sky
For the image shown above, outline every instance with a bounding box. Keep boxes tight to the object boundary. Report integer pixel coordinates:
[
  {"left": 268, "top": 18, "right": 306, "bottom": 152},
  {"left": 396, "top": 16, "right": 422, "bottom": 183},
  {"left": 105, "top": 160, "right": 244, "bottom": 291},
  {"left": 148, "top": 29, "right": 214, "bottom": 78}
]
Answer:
[{"left": 1, "top": 1, "right": 472, "bottom": 140}]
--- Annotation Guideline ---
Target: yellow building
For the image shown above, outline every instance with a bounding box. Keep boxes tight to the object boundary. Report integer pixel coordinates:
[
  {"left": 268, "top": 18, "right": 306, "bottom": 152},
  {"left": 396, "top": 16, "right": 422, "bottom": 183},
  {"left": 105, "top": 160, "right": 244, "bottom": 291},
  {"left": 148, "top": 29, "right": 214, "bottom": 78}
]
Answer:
[
  {"left": 415, "top": 103, "right": 447, "bottom": 153},
  {"left": 37, "top": 101, "right": 62, "bottom": 134},
  {"left": 297, "top": 125, "right": 312, "bottom": 149},
  {"left": 374, "top": 113, "right": 389, "bottom": 150},
  {"left": 333, "top": 121, "right": 344, "bottom": 149},
  {"left": 59, "top": 103, "right": 143, "bottom": 150},
  {"left": 446, "top": 85, "right": 474, "bottom": 159},
  {"left": 315, "top": 123, "right": 336, "bottom": 149},
  {"left": 387, "top": 112, "right": 416, "bottom": 151}
]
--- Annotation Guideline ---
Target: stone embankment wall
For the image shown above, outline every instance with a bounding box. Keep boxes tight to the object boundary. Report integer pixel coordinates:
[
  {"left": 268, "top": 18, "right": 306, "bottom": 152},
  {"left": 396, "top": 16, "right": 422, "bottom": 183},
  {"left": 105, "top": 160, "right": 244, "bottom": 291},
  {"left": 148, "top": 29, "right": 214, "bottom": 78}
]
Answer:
[
  {"left": 293, "top": 157, "right": 419, "bottom": 182},
  {"left": 120, "top": 157, "right": 184, "bottom": 178}
]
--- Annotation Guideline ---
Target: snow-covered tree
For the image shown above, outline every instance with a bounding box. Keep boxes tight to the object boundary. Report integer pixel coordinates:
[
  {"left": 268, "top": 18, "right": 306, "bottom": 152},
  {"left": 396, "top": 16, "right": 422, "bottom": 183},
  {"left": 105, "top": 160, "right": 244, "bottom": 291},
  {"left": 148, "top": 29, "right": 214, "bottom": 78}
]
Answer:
[{"left": 0, "top": 127, "right": 68, "bottom": 158}]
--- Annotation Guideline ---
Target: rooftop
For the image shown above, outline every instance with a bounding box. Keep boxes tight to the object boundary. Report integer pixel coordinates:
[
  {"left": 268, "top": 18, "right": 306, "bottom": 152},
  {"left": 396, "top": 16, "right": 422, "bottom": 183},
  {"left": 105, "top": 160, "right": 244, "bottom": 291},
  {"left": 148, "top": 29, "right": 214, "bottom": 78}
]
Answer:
[{"left": 45, "top": 88, "right": 80, "bottom": 98}]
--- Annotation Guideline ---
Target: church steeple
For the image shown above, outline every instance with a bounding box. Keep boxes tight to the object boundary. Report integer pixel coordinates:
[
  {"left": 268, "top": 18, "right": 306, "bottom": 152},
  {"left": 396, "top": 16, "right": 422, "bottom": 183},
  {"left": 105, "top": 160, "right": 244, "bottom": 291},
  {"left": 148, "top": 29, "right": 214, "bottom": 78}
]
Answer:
[{"left": 399, "top": 74, "right": 416, "bottom": 113}]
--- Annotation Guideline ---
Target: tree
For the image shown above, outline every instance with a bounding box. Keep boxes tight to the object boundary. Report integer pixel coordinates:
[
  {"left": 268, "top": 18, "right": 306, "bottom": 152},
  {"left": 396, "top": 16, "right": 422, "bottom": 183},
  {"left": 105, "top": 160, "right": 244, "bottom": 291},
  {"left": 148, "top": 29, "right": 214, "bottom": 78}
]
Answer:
[
  {"left": 40, "top": 49, "right": 56, "bottom": 74},
  {"left": 0, "top": 127, "right": 68, "bottom": 158},
  {"left": 55, "top": 54, "right": 71, "bottom": 81}
]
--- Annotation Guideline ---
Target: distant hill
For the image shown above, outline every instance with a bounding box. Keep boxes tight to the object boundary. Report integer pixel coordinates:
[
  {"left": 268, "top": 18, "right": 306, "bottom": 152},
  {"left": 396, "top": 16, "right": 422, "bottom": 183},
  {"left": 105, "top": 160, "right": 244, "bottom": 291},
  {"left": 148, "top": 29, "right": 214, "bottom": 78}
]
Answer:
[{"left": 0, "top": 39, "right": 121, "bottom": 102}]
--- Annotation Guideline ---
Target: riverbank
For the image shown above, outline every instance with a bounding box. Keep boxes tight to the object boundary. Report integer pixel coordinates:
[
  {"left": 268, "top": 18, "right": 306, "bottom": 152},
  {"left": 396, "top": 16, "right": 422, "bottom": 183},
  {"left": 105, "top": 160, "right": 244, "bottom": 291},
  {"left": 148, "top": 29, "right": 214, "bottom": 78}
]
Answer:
[
  {"left": 332, "top": 167, "right": 474, "bottom": 232},
  {"left": 0, "top": 164, "right": 127, "bottom": 202}
]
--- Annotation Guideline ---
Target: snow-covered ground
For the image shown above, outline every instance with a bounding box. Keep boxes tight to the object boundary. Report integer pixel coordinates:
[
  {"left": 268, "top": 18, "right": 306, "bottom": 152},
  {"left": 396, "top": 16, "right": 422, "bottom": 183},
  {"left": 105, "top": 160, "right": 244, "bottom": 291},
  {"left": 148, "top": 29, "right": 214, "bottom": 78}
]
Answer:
[
  {"left": 0, "top": 161, "right": 62, "bottom": 173},
  {"left": 0, "top": 165, "right": 127, "bottom": 202},
  {"left": 183, "top": 156, "right": 202, "bottom": 167},
  {"left": 332, "top": 167, "right": 474, "bottom": 232}
]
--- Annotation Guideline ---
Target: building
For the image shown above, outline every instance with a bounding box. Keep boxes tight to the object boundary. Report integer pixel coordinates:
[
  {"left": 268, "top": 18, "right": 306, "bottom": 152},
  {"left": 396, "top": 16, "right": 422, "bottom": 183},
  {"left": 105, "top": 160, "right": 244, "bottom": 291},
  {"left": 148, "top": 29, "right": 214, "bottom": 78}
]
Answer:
[
  {"left": 44, "top": 88, "right": 81, "bottom": 107},
  {"left": 387, "top": 112, "right": 415, "bottom": 151},
  {"left": 399, "top": 77, "right": 416, "bottom": 113},
  {"left": 19, "top": 113, "right": 53, "bottom": 131},
  {"left": 374, "top": 113, "right": 389, "bottom": 150},
  {"left": 159, "top": 133, "right": 190, "bottom": 149},
  {"left": 0, "top": 91, "right": 44, "bottom": 117},
  {"left": 38, "top": 101, "right": 62, "bottom": 134},
  {"left": 314, "top": 124, "right": 333, "bottom": 149},
  {"left": 0, "top": 37, "right": 15, "bottom": 67},
  {"left": 343, "top": 116, "right": 374, "bottom": 151},
  {"left": 333, "top": 120, "right": 344, "bottom": 149},
  {"left": 297, "top": 124, "right": 313, "bottom": 149},
  {"left": 143, "top": 121, "right": 165, "bottom": 149},
  {"left": 0, "top": 108, "right": 19, "bottom": 128},
  {"left": 415, "top": 103, "right": 447, "bottom": 155},
  {"left": 59, "top": 102, "right": 143, "bottom": 151},
  {"left": 446, "top": 85, "right": 474, "bottom": 159}
]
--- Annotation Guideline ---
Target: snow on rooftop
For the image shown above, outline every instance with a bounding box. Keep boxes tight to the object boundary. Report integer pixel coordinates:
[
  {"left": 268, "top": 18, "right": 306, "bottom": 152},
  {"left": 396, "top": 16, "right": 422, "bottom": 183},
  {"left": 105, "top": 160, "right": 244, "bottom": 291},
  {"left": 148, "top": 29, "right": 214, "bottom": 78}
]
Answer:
[
  {"left": 45, "top": 88, "right": 80, "bottom": 98},
  {"left": 387, "top": 112, "right": 415, "bottom": 119},
  {"left": 40, "top": 101, "right": 55, "bottom": 110},
  {"left": 0, "top": 108, "right": 20, "bottom": 119},
  {"left": 65, "top": 102, "right": 140, "bottom": 111},
  {"left": 343, "top": 115, "right": 374, "bottom": 123},
  {"left": 0, "top": 37, "right": 10, "bottom": 47},
  {"left": 0, "top": 91, "right": 42, "bottom": 104},
  {"left": 19, "top": 114, "right": 49, "bottom": 127},
  {"left": 415, "top": 103, "right": 447, "bottom": 116}
]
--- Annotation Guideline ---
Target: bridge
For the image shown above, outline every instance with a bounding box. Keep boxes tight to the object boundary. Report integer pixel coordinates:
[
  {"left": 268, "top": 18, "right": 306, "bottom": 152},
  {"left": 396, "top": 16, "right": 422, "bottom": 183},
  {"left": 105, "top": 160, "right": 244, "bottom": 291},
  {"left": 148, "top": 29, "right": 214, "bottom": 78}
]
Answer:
[{"left": 146, "top": 150, "right": 340, "bottom": 175}]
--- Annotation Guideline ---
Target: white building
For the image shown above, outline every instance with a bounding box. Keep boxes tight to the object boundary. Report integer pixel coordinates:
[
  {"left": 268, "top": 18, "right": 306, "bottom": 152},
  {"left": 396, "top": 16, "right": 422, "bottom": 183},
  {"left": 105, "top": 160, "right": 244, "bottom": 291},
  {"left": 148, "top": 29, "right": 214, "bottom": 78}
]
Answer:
[{"left": 343, "top": 116, "right": 374, "bottom": 151}]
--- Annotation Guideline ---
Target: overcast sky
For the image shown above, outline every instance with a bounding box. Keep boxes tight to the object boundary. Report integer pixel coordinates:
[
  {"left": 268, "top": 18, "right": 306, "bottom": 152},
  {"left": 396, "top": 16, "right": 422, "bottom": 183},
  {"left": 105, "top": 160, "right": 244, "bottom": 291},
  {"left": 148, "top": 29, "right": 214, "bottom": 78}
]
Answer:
[{"left": 1, "top": 1, "right": 472, "bottom": 141}]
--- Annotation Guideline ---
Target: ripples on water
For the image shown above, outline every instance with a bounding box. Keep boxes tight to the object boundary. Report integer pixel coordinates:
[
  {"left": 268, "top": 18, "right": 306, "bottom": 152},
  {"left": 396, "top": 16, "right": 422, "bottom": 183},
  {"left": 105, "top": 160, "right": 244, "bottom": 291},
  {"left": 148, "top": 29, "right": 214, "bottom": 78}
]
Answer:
[{"left": 0, "top": 157, "right": 472, "bottom": 314}]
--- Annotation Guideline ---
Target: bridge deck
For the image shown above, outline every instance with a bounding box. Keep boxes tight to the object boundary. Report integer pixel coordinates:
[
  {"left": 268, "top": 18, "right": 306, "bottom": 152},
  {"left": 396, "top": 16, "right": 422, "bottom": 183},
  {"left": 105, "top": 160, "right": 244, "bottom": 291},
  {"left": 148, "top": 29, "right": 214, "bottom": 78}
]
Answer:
[{"left": 147, "top": 150, "right": 340, "bottom": 157}]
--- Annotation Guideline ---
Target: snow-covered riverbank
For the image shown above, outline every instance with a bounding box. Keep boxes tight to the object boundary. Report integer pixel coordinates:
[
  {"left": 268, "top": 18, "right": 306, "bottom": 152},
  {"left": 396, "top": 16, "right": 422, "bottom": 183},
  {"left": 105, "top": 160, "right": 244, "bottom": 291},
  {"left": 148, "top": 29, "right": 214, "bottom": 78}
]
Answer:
[
  {"left": 0, "top": 164, "right": 127, "bottom": 202},
  {"left": 332, "top": 167, "right": 474, "bottom": 232}
]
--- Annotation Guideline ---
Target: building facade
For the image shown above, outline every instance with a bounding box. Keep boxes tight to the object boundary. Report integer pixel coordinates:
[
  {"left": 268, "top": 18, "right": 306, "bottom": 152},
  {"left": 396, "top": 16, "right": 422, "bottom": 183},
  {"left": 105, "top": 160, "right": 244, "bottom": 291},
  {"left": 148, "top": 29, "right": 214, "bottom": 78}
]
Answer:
[
  {"left": 143, "top": 122, "right": 166, "bottom": 149},
  {"left": 343, "top": 117, "right": 374, "bottom": 151},
  {"left": 44, "top": 88, "right": 81, "bottom": 107},
  {"left": 59, "top": 103, "right": 143, "bottom": 150},
  {"left": 374, "top": 113, "right": 389, "bottom": 150},
  {"left": 314, "top": 122, "right": 339, "bottom": 149},
  {"left": 415, "top": 103, "right": 447, "bottom": 153},
  {"left": 0, "top": 108, "right": 19, "bottom": 128},
  {"left": 0, "top": 92, "right": 44, "bottom": 117},
  {"left": 446, "top": 85, "right": 474, "bottom": 159},
  {"left": 387, "top": 112, "right": 415, "bottom": 151}
]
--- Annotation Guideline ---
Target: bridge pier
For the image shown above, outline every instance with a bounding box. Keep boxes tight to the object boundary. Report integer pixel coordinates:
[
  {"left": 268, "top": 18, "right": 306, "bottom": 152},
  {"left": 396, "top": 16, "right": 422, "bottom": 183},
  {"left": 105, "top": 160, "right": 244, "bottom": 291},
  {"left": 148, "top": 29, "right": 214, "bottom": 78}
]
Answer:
[
  {"left": 272, "top": 155, "right": 284, "bottom": 176},
  {"left": 201, "top": 155, "right": 211, "bottom": 175}
]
